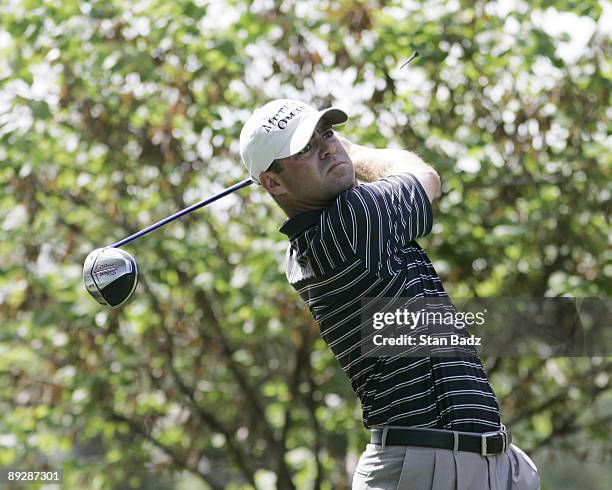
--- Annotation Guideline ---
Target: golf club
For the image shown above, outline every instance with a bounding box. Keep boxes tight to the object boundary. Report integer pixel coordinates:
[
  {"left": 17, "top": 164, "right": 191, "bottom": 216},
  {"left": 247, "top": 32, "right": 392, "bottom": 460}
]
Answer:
[
  {"left": 83, "top": 178, "right": 254, "bottom": 307},
  {"left": 400, "top": 51, "right": 419, "bottom": 69}
]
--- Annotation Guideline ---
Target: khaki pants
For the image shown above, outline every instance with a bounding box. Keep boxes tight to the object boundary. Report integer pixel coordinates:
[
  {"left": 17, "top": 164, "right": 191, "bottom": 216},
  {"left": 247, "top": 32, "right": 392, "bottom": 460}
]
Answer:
[{"left": 352, "top": 443, "right": 540, "bottom": 490}]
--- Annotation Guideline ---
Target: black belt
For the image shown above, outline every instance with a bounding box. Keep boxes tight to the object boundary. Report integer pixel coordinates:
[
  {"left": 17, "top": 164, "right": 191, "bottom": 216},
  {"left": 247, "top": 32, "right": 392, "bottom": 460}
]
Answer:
[{"left": 370, "top": 426, "right": 511, "bottom": 456}]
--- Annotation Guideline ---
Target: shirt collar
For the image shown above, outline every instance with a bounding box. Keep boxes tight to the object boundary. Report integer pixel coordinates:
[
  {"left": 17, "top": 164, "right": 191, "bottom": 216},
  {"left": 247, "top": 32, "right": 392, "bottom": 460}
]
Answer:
[{"left": 279, "top": 209, "right": 324, "bottom": 240}]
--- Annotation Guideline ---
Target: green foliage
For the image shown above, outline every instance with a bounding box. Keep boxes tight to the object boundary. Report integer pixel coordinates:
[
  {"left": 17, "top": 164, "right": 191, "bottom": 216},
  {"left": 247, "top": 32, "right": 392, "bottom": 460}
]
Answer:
[{"left": 0, "top": 0, "right": 610, "bottom": 488}]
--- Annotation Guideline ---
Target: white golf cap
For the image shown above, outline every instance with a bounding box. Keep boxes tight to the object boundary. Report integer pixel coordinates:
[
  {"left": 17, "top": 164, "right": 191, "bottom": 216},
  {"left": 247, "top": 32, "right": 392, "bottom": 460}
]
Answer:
[{"left": 239, "top": 99, "right": 348, "bottom": 184}]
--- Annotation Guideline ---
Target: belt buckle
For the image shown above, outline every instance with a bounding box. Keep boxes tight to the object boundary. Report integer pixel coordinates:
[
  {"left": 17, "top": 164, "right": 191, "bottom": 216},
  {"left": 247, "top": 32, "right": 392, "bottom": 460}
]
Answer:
[{"left": 481, "top": 430, "right": 506, "bottom": 456}]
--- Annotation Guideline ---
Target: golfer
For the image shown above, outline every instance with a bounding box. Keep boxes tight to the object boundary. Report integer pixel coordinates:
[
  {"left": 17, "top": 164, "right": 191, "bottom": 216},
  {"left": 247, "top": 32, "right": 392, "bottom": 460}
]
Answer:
[{"left": 240, "top": 99, "right": 540, "bottom": 489}]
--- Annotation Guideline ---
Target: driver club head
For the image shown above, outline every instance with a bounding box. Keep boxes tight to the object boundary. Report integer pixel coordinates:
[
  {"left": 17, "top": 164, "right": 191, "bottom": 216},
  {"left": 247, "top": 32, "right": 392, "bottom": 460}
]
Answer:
[{"left": 83, "top": 247, "right": 138, "bottom": 307}]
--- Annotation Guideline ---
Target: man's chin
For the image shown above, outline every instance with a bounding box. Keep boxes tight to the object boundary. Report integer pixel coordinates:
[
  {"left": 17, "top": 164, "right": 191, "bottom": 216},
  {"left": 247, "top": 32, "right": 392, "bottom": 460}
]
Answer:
[
  {"left": 336, "top": 168, "right": 356, "bottom": 189},
  {"left": 332, "top": 180, "right": 356, "bottom": 198},
  {"left": 322, "top": 182, "right": 352, "bottom": 203},
  {"left": 336, "top": 175, "right": 355, "bottom": 191},
  {"left": 322, "top": 169, "right": 356, "bottom": 198}
]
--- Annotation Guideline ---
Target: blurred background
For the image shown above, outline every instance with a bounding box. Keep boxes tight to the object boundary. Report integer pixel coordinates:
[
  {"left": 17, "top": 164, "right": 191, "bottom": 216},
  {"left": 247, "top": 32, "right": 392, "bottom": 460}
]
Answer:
[{"left": 0, "top": 0, "right": 610, "bottom": 488}]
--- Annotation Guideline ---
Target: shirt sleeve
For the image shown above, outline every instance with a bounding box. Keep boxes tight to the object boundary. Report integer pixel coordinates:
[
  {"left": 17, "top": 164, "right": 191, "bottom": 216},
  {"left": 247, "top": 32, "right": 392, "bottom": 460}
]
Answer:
[{"left": 334, "top": 172, "right": 433, "bottom": 271}]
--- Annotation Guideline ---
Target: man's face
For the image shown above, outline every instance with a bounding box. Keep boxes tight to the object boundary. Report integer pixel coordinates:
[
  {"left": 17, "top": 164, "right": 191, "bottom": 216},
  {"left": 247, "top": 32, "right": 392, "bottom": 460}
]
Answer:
[{"left": 260, "top": 121, "right": 355, "bottom": 212}]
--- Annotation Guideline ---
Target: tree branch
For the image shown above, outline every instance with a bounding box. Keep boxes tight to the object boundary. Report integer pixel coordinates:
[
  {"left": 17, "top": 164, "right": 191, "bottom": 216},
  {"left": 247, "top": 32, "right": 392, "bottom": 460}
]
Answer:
[
  {"left": 138, "top": 274, "right": 257, "bottom": 486},
  {"left": 107, "top": 410, "right": 224, "bottom": 489}
]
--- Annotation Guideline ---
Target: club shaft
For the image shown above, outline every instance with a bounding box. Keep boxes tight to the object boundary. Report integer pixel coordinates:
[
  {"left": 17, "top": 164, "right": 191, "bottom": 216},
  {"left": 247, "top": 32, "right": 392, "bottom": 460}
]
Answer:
[
  {"left": 400, "top": 51, "right": 420, "bottom": 69},
  {"left": 111, "top": 178, "right": 254, "bottom": 248}
]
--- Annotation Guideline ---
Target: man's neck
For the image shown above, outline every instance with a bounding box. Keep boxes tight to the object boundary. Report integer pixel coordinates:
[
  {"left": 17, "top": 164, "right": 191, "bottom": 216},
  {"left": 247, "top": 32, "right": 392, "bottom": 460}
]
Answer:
[{"left": 279, "top": 197, "right": 334, "bottom": 219}]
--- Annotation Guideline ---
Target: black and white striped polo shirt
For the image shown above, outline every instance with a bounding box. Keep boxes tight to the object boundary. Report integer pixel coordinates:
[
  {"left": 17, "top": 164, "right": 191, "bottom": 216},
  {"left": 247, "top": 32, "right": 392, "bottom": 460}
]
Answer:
[{"left": 279, "top": 173, "right": 501, "bottom": 433}]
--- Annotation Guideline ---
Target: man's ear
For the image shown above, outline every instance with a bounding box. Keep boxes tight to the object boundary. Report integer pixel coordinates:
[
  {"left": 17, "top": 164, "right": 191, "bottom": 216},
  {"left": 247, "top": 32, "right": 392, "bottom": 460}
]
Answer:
[{"left": 259, "top": 171, "right": 288, "bottom": 196}]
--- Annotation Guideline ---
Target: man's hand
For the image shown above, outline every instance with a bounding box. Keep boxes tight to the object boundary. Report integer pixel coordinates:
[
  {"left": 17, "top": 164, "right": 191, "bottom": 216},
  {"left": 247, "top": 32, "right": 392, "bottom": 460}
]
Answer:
[{"left": 338, "top": 135, "right": 442, "bottom": 203}]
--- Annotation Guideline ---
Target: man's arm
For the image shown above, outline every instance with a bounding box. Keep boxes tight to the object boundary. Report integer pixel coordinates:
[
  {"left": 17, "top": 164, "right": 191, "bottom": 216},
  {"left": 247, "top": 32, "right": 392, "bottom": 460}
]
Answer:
[{"left": 338, "top": 135, "right": 442, "bottom": 203}]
